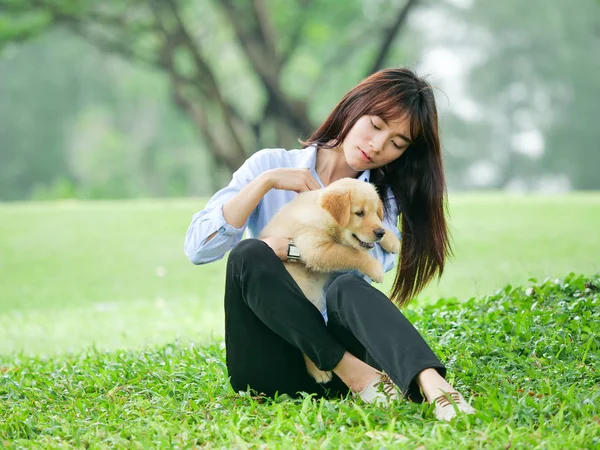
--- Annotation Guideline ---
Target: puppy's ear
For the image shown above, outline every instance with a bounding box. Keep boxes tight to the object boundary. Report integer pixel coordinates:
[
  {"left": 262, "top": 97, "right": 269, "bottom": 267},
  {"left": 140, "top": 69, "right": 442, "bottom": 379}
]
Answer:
[
  {"left": 319, "top": 189, "right": 351, "bottom": 226},
  {"left": 377, "top": 199, "right": 384, "bottom": 220}
]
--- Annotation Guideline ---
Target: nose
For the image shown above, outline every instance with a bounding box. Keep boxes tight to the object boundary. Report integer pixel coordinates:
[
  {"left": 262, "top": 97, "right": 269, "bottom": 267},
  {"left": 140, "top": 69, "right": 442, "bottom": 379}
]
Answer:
[
  {"left": 374, "top": 228, "right": 386, "bottom": 240},
  {"left": 369, "top": 139, "right": 381, "bottom": 153},
  {"left": 369, "top": 136, "right": 384, "bottom": 153}
]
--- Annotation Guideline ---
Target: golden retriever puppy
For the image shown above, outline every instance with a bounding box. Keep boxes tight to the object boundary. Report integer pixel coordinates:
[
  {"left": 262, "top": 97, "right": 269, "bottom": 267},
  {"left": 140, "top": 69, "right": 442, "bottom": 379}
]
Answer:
[{"left": 260, "top": 177, "right": 400, "bottom": 383}]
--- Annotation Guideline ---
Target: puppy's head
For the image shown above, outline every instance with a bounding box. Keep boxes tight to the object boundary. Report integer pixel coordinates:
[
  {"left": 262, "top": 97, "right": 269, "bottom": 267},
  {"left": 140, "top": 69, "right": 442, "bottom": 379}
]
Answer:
[{"left": 319, "top": 178, "right": 386, "bottom": 251}]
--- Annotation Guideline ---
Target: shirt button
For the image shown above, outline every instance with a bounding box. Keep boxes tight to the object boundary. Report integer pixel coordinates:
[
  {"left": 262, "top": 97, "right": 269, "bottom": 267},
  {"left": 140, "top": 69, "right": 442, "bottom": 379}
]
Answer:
[{"left": 218, "top": 226, "right": 226, "bottom": 233}]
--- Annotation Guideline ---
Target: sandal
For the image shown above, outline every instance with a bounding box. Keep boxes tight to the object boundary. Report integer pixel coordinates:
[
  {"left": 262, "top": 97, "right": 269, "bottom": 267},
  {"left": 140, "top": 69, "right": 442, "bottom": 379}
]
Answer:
[
  {"left": 433, "top": 391, "right": 475, "bottom": 421},
  {"left": 354, "top": 372, "right": 400, "bottom": 406}
]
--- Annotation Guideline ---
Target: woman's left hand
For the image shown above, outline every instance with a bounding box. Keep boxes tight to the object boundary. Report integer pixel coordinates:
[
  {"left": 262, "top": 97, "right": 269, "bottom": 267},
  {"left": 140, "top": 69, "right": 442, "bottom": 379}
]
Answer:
[{"left": 260, "top": 236, "right": 291, "bottom": 261}]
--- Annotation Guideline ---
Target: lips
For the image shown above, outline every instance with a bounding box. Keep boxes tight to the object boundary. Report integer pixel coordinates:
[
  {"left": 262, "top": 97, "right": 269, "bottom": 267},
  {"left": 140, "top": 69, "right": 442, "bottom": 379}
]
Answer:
[
  {"left": 352, "top": 234, "right": 375, "bottom": 249},
  {"left": 359, "top": 148, "right": 373, "bottom": 162}
]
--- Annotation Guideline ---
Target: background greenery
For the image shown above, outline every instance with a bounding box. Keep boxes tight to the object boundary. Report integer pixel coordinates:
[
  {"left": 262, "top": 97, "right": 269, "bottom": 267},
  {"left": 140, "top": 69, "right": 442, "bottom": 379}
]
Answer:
[
  {"left": 1, "top": 0, "right": 599, "bottom": 201},
  {"left": 1, "top": 1, "right": 599, "bottom": 447}
]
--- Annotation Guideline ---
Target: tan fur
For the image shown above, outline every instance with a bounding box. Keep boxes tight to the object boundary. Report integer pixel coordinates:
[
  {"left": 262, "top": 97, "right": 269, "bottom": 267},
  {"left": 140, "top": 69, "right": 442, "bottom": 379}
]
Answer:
[
  {"left": 319, "top": 189, "right": 351, "bottom": 226},
  {"left": 260, "top": 177, "right": 401, "bottom": 383}
]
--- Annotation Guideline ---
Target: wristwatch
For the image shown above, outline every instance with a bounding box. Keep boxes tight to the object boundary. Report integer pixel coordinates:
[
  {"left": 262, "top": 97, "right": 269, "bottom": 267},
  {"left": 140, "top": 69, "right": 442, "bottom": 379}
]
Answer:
[{"left": 287, "top": 239, "right": 301, "bottom": 263}]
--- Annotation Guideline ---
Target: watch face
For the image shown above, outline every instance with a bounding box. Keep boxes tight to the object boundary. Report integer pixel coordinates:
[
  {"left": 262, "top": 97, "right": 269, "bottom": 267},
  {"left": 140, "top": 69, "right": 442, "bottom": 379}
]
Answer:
[{"left": 289, "top": 246, "right": 301, "bottom": 258}]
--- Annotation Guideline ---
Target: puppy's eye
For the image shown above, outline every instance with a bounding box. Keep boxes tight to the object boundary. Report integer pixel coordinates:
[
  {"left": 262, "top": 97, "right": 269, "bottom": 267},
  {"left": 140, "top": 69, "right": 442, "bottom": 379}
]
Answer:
[{"left": 355, "top": 211, "right": 365, "bottom": 217}]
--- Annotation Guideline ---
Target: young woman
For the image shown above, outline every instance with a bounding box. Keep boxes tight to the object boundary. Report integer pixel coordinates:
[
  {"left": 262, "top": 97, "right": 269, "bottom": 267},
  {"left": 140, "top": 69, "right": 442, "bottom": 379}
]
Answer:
[{"left": 185, "top": 68, "right": 475, "bottom": 421}]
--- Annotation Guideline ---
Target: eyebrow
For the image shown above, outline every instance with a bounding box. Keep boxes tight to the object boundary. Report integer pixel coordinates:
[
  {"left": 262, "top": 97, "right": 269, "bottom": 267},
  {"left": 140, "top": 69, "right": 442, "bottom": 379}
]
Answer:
[{"left": 381, "top": 118, "right": 412, "bottom": 144}]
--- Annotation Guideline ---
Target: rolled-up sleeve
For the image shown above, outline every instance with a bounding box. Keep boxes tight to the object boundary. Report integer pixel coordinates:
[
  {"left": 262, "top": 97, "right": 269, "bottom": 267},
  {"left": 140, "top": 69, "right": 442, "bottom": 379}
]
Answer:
[{"left": 184, "top": 152, "right": 264, "bottom": 265}]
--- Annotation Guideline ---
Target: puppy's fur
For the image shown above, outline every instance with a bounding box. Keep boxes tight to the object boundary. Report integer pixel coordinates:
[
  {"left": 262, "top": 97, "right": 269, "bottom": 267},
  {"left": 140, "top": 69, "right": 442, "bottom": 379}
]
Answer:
[{"left": 260, "top": 178, "right": 400, "bottom": 383}]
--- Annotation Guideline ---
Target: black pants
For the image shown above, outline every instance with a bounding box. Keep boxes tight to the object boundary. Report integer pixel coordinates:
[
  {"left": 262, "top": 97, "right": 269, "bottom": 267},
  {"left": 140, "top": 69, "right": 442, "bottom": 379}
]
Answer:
[{"left": 224, "top": 239, "right": 446, "bottom": 402}]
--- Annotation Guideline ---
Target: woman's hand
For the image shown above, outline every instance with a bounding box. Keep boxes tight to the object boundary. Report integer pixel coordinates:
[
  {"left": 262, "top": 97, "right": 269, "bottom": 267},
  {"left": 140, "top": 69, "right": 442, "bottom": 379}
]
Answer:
[
  {"left": 260, "top": 168, "right": 321, "bottom": 193},
  {"left": 261, "top": 236, "right": 293, "bottom": 262}
]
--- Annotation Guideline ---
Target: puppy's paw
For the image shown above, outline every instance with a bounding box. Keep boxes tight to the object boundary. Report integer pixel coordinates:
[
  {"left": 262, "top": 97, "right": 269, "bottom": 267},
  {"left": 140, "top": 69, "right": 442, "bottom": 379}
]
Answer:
[
  {"left": 366, "top": 259, "right": 385, "bottom": 283},
  {"left": 380, "top": 231, "right": 400, "bottom": 254},
  {"left": 304, "top": 354, "right": 333, "bottom": 384},
  {"left": 310, "top": 368, "right": 333, "bottom": 384}
]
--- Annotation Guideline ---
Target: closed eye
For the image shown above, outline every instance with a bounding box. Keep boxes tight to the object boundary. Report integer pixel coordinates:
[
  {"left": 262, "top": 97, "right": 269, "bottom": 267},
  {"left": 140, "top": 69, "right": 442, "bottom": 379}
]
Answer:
[
  {"left": 372, "top": 118, "right": 404, "bottom": 149},
  {"left": 355, "top": 211, "right": 365, "bottom": 217}
]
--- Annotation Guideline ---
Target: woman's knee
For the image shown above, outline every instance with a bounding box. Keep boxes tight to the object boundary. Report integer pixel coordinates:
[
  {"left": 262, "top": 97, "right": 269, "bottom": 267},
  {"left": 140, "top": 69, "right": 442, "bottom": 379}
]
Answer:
[
  {"left": 227, "top": 239, "right": 279, "bottom": 279},
  {"left": 228, "top": 238, "right": 273, "bottom": 265},
  {"left": 326, "top": 273, "right": 368, "bottom": 307}
]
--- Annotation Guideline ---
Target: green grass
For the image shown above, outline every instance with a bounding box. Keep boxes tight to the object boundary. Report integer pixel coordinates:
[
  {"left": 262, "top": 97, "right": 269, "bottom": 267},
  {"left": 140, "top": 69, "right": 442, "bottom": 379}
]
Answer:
[
  {"left": 0, "top": 193, "right": 599, "bottom": 448},
  {"left": 1, "top": 275, "right": 598, "bottom": 448},
  {"left": 0, "top": 193, "right": 599, "bottom": 356},
  {"left": 0, "top": 199, "right": 226, "bottom": 356}
]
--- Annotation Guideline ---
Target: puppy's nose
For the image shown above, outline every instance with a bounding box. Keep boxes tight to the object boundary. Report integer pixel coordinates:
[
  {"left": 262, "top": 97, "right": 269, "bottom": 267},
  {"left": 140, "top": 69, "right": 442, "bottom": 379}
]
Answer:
[{"left": 374, "top": 228, "right": 386, "bottom": 240}]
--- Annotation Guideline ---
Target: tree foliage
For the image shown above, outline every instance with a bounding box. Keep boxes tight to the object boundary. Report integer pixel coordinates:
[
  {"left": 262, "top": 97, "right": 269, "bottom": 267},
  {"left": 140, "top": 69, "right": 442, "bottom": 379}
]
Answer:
[
  {"left": 1, "top": 0, "right": 418, "bottom": 173},
  {"left": 0, "top": 0, "right": 598, "bottom": 200},
  {"left": 433, "top": 0, "right": 600, "bottom": 190}
]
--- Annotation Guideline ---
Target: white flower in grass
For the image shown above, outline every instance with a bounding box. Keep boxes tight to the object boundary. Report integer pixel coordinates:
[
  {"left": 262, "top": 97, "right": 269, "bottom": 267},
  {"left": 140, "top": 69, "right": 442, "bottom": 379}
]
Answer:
[{"left": 525, "top": 287, "right": 534, "bottom": 297}]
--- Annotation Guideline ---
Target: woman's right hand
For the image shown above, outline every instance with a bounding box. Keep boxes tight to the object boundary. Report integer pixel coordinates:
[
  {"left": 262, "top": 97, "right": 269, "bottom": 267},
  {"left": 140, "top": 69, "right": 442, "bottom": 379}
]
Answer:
[{"left": 261, "top": 168, "right": 321, "bottom": 193}]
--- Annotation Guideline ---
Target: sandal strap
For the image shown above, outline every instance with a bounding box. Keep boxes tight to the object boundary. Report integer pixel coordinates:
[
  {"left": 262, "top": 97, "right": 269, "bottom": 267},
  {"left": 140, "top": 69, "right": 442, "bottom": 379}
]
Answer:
[
  {"left": 434, "top": 391, "right": 462, "bottom": 408},
  {"left": 378, "top": 373, "right": 397, "bottom": 397}
]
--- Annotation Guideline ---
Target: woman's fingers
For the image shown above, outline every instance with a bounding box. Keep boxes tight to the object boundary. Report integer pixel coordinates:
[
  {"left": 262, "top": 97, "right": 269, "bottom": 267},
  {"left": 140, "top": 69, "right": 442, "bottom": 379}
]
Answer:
[
  {"left": 267, "top": 168, "right": 322, "bottom": 192},
  {"left": 303, "top": 170, "right": 321, "bottom": 191}
]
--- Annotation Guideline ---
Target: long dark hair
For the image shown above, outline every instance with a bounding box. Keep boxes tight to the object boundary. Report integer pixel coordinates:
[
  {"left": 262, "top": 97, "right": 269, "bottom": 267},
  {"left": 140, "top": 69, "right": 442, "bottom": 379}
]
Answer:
[{"left": 302, "top": 68, "right": 451, "bottom": 307}]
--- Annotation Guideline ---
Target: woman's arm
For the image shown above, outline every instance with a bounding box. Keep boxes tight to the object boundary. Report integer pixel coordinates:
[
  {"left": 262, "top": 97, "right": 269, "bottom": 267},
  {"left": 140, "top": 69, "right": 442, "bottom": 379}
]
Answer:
[
  {"left": 185, "top": 162, "right": 320, "bottom": 264},
  {"left": 202, "top": 172, "right": 273, "bottom": 244},
  {"left": 207, "top": 168, "right": 321, "bottom": 243},
  {"left": 184, "top": 152, "right": 267, "bottom": 265}
]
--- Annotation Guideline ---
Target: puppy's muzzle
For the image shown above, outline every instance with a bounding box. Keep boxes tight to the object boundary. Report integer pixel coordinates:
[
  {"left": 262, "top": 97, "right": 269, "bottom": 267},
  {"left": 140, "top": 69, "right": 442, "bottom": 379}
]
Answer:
[{"left": 374, "top": 228, "right": 386, "bottom": 241}]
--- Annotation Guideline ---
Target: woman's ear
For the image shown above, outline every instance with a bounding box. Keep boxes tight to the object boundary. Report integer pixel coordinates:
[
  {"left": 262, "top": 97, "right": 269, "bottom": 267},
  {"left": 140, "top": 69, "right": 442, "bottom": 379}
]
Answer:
[{"left": 319, "top": 189, "right": 351, "bottom": 226}]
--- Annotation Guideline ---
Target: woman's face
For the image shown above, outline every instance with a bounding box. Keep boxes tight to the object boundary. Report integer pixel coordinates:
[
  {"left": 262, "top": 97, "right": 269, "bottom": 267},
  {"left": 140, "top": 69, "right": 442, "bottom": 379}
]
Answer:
[{"left": 342, "top": 115, "right": 413, "bottom": 171}]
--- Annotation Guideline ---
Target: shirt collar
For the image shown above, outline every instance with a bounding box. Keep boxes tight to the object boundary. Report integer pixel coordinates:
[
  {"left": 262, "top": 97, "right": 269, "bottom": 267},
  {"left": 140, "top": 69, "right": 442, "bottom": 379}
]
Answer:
[{"left": 301, "top": 145, "right": 371, "bottom": 185}]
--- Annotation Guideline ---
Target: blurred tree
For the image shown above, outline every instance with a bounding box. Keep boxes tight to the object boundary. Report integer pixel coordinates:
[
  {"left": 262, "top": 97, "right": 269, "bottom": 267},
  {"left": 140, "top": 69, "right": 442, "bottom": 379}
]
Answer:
[
  {"left": 0, "top": 29, "right": 111, "bottom": 200},
  {"left": 0, "top": 0, "right": 419, "bottom": 177},
  {"left": 0, "top": 28, "right": 213, "bottom": 200},
  {"left": 3, "top": 0, "right": 597, "bottom": 199},
  {"left": 435, "top": 0, "right": 600, "bottom": 190}
]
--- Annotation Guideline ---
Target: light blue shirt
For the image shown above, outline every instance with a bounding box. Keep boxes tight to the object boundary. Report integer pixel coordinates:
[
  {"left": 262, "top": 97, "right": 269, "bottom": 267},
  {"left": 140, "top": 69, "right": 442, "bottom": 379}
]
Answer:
[{"left": 184, "top": 145, "right": 401, "bottom": 321}]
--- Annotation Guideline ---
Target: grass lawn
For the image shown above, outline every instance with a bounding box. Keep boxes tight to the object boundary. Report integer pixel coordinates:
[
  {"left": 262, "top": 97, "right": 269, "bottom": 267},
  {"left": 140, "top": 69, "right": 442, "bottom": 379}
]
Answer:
[
  {"left": 0, "top": 193, "right": 598, "bottom": 356},
  {"left": 1, "top": 193, "right": 599, "bottom": 448},
  {"left": 1, "top": 275, "right": 598, "bottom": 448}
]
